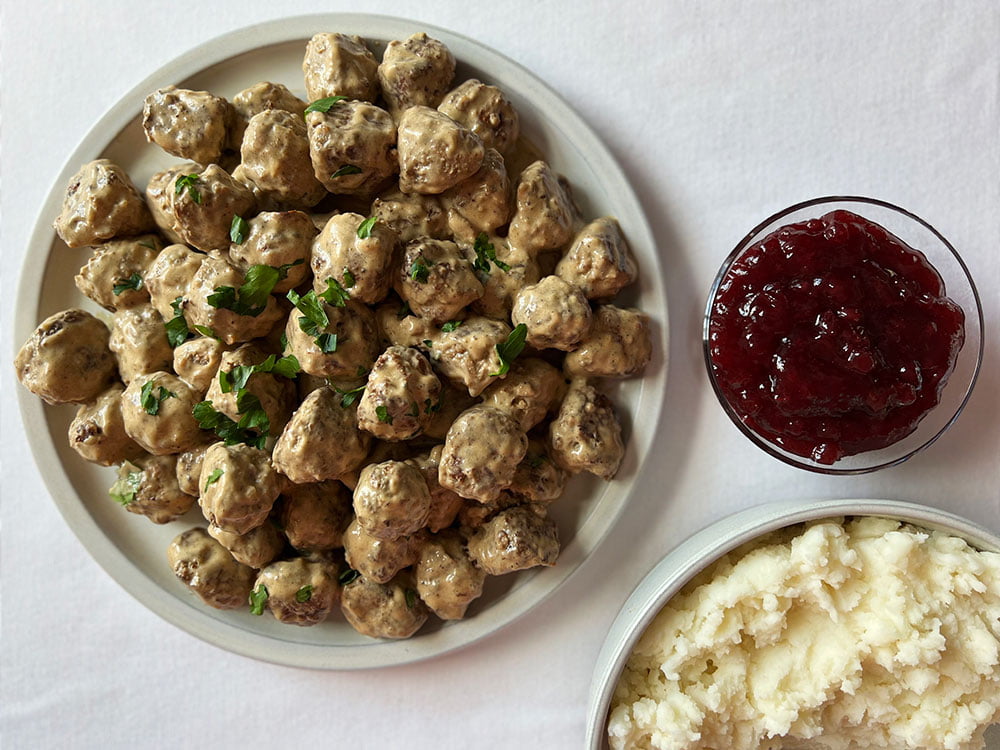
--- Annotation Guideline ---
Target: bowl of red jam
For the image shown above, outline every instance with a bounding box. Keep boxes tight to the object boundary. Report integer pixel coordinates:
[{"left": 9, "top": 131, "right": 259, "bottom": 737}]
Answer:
[{"left": 704, "top": 196, "right": 983, "bottom": 474}]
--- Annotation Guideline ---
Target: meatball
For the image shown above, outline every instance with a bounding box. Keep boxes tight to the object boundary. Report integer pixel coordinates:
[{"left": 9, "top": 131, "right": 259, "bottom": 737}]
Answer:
[
  {"left": 438, "top": 78, "right": 520, "bottom": 155},
  {"left": 374, "top": 300, "right": 438, "bottom": 350},
  {"left": 421, "top": 383, "right": 477, "bottom": 441},
  {"left": 198, "top": 442, "right": 283, "bottom": 534},
  {"left": 303, "top": 32, "right": 380, "bottom": 103},
  {"left": 306, "top": 99, "right": 397, "bottom": 195},
  {"left": 407, "top": 446, "right": 465, "bottom": 532},
  {"left": 396, "top": 106, "right": 485, "bottom": 195},
  {"left": 415, "top": 529, "right": 485, "bottom": 620},
  {"left": 555, "top": 216, "right": 637, "bottom": 301},
  {"left": 378, "top": 32, "right": 456, "bottom": 120},
  {"left": 456, "top": 491, "right": 521, "bottom": 531},
  {"left": 186, "top": 252, "right": 285, "bottom": 346},
  {"left": 511, "top": 275, "right": 592, "bottom": 352},
  {"left": 371, "top": 187, "right": 448, "bottom": 243},
  {"left": 207, "top": 521, "right": 284, "bottom": 569},
  {"left": 507, "top": 161, "right": 575, "bottom": 256},
  {"left": 112, "top": 455, "right": 196, "bottom": 524},
  {"left": 254, "top": 558, "right": 339, "bottom": 626},
  {"left": 311, "top": 212, "right": 397, "bottom": 305},
  {"left": 108, "top": 303, "right": 174, "bottom": 385},
  {"left": 467, "top": 505, "right": 560, "bottom": 575},
  {"left": 120, "top": 371, "right": 204, "bottom": 455},
  {"left": 142, "top": 86, "right": 233, "bottom": 165},
  {"left": 74, "top": 235, "right": 161, "bottom": 312},
  {"left": 167, "top": 527, "right": 256, "bottom": 609},
  {"left": 357, "top": 346, "right": 441, "bottom": 440},
  {"left": 548, "top": 379, "right": 625, "bottom": 479},
  {"left": 175, "top": 442, "right": 211, "bottom": 497},
  {"left": 54, "top": 159, "right": 154, "bottom": 248},
  {"left": 343, "top": 519, "right": 420, "bottom": 584},
  {"left": 204, "top": 344, "right": 296, "bottom": 437},
  {"left": 426, "top": 316, "right": 510, "bottom": 397},
  {"left": 272, "top": 386, "right": 370, "bottom": 483},
  {"left": 229, "top": 210, "right": 316, "bottom": 293},
  {"left": 234, "top": 110, "right": 326, "bottom": 211},
  {"left": 480, "top": 357, "right": 565, "bottom": 431},
  {"left": 440, "top": 148, "right": 511, "bottom": 241},
  {"left": 144, "top": 165, "right": 189, "bottom": 244},
  {"left": 278, "top": 480, "right": 353, "bottom": 552},
  {"left": 173, "top": 336, "right": 227, "bottom": 394},
  {"left": 144, "top": 243, "right": 205, "bottom": 321},
  {"left": 285, "top": 298, "right": 378, "bottom": 378},
  {"left": 340, "top": 573, "right": 429, "bottom": 639},
  {"left": 169, "top": 164, "right": 256, "bottom": 252},
  {"left": 353, "top": 460, "right": 432, "bottom": 540},
  {"left": 229, "top": 80, "right": 307, "bottom": 148},
  {"left": 507, "top": 439, "right": 569, "bottom": 503},
  {"left": 469, "top": 238, "right": 541, "bottom": 320},
  {"left": 15, "top": 309, "right": 116, "bottom": 405},
  {"left": 438, "top": 406, "right": 527, "bottom": 503},
  {"left": 67, "top": 383, "right": 144, "bottom": 466},
  {"left": 563, "top": 305, "right": 652, "bottom": 378},
  {"left": 395, "top": 238, "right": 483, "bottom": 324}
]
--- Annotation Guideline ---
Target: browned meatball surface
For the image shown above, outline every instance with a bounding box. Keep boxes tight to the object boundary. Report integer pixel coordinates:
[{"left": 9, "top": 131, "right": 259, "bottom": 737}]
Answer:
[
  {"left": 511, "top": 275, "right": 592, "bottom": 352},
  {"left": 68, "top": 383, "right": 144, "bottom": 467},
  {"left": 254, "top": 558, "right": 340, "bottom": 626},
  {"left": 440, "top": 148, "right": 511, "bottom": 242},
  {"left": 357, "top": 346, "right": 441, "bottom": 440},
  {"left": 507, "top": 160, "right": 576, "bottom": 257},
  {"left": 480, "top": 357, "right": 565, "bottom": 432},
  {"left": 54, "top": 159, "right": 154, "bottom": 248},
  {"left": 108, "top": 303, "right": 174, "bottom": 385},
  {"left": 438, "top": 405, "right": 527, "bottom": 503},
  {"left": 279, "top": 481, "right": 353, "bottom": 552},
  {"left": 207, "top": 521, "right": 284, "bottom": 569},
  {"left": 563, "top": 305, "right": 652, "bottom": 378},
  {"left": 467, "top": 504, "right": 559, "bottom": 575},
  {"left": 144, "top": 243, "right": 205, "bottom": 321},
  {"left": 425, "top": 316, "right": 510, "bottom": 397},
  {"left": 395, "top": 238, "right": 483, "bottom": 324},
  {"left": 113, "top": 455, "right": 196, "bottom": 524},
  {"left": 142, "top": 86, "right": 233, "bottom": 165},
  {"left": 415, "top": 530, "right": 485, "bottom": 620},
  {"left": 229, "top": 210, "right": 316, "bottom": 293},
  {"left": 343, "top": 519, "right": 420, "bottom": 584},
  {"left": 169, "top": 164, "right": 256, "bottom": 252},
  {"left": 198, "top": 442, "right": 283, "bottom": 535},
  {"left": 168, "top": 527, "right": 256, "bottom": 609},
  {"left": 548, "top": 379, "right": 625, "bottom": 479},
  {"left": 285, "top": 298, "right": 379, "bottom": 378},
  {"left": 555, "top": 216, "right": 637, "bottom": 301},
  {"left": 438, "top": 78, "right": 520, "bottom": 155},
  {"left": 378, "top": 32, "right": 456, "bottom": 120},
  {"left": 303, "top": 32, "right": 380, "bottom": 103},
  {"left": 396, "top": 106, "right": 485, "bottom": 195},
  {"left": 311, "top": 212, "right": 397, "bottom": 305},
  {"left": 340, "top": 573, "right": 429, "bottom": 639},
  {"left": 173, "top": 336, "right": 228, "bottom": 394},
  {"left": 306, "top": 100, "right": 397, "bottom": 195},
  {"left": 353, "top": 460, "right": 432, "bottom": 540},
  {"left": 74, "top": 235, "right": 161, "bottom": 312},
  {"left": 371, "top": 187, "right": 448, "bottom": 243},
  {"left": 120, "top": 371, "right": 204, "bottom": 455}
]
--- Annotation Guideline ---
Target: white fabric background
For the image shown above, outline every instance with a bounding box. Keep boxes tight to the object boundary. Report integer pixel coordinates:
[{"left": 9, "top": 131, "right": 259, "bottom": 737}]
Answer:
[{"left": 2, "top": 1, "right": 998, "bottom": 748}]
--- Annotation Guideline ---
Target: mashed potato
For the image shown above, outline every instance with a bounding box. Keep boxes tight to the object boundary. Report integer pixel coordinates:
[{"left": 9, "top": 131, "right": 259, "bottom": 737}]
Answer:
[{"left": 608, "top": 517, "right": 1000, "bottom": 750}]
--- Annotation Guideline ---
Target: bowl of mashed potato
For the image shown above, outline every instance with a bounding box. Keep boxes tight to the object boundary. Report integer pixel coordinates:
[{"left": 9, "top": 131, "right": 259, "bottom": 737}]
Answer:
[{"left": 586, "top": 499, "right": 1000, "bottom": 750}]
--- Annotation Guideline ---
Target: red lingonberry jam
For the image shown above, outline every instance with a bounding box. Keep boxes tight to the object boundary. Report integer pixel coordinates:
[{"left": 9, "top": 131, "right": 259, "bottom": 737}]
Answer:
[{"left": 708, "top": 210, "right": 965, "bottom": 465}]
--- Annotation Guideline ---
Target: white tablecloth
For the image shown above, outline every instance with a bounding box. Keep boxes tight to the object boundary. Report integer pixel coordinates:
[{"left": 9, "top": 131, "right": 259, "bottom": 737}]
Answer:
[{"left": 2, "top": 2, "right": 998, "bottom": 748}]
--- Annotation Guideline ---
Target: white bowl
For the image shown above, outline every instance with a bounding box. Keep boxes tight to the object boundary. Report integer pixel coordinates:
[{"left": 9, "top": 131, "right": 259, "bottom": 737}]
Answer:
[
  {"left": 13, "top": 14, "right": 668, "bottom": 669},
  {"left": 585, "top": 499, "right": 1000, "bottom": 748}
]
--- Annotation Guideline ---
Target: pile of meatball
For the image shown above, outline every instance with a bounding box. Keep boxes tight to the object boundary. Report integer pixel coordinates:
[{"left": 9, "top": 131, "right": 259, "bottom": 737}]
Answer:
[{"left": 15, "top": 31, "right": 652, "bottom": 640}]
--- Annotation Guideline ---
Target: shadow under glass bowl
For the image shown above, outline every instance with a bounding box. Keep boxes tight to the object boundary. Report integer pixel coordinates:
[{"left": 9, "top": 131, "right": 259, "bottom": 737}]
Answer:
[{"left": 702, "top": 196, "right": 984, "bottom": 475}]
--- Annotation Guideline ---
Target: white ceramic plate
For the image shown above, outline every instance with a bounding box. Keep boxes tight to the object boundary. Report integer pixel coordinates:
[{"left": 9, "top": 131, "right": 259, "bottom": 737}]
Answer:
[
  {"left": 13, "top": 14, "right": 668, "bottom": 669},
  {"left": 585, "top": 499, "right": 1000, "bottom": 749}
]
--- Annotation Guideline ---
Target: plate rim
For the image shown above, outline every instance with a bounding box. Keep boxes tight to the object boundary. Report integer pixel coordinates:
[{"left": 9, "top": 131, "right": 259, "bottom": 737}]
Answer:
[{"left": 13, "top": 12, "right": 670, "bottom": 670}]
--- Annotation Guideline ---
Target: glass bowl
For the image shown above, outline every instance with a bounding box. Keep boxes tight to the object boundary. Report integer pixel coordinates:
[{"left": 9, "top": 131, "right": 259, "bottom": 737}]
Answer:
[{"left": 702, "top": 196, "right": 984, "bottom": 475}]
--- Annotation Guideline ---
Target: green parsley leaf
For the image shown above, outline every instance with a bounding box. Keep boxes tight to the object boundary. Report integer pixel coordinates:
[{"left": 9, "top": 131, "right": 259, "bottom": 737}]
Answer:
[
  {"left": 441, "top": 320, "right": 462, "bottom": 333},
  {"left": 472, "top": 232, "right": 511, "bottom": 274},
  {"left": 164, "top": 296, "right": 191, "bottom": 347},
  {"left": 249, "top": 584, "right": 269, "bottom": 615},
  {"left": 279, "top": 332, "right": 289, "bottom": 352},
  {"left": 295, "top": 585, "right": 314, "bottom": 603},
  {"left": 422, "top": 339, "right": 433, "bottom": 348},
  {"left": 230, "top": 214, "right": 250, "bottom": 244},
  {"left": 318, "top": 277, "right": 350, "bottom": 308},
  {"left": 375, "top": 405, "right": 393, "bottom": 424},
  {"left": 193, "top": 325, "right": 218, "bottom": 339},
  {"left": 192, "top": 400, "right": 266, "bottom": 449},
  {"left": 409, "top": 258, "right": 430, "bottom": 283},
  {"left": 407, "top": 402, "right": 420, "bottom": 418},
  {"left": 342, "top": 269, "right": 356, "bottom": 288},
  {"left": 315, "top": 332, "right": 338, "bottom": 353},
  {"left": 138, "top": 240, "right": 157, "bottom": 250},
  {"left": 356, "top": 216, "right": 377, "bottom": 239},
  {"left": 405, "top": 588, "right": 417, "bottom": 609},
  {"left": 139, "top": 380, "right": 176, "bottom": 416},
  {"left": 287, "top": 289, "right": 338, "bottom": 351},
  {"left": 109, "top": 468, "right": 142, "bottom": 507},
  {"left": 304, "top": 95, "right": 347, "bottom": 114},
  {"left": 356, "top": 365, "right": 369, "bottom": 378},
  {"left": 335, "top": 383, "right": 366, "bottom": 408},
  {"left": 338, "top": 568, "right": 360, "bottom": 585},
  {"left": 331, "top": 164, "right": 362, "bottom": 178},
  {"left": 174, "top": 174, "right": 201, "bottom": 204},
  {"left": 396, "top": 301, "right": 412, "bottom": 319},
  {"left": 491, "top": 323, "right": 528, "bottom": 377},
  {"left": 208, "top": 262, "right": 290, "bottom": 317},
  {"left": 218, "top": 354, "right": 300, "bottom": 393},
  {"left": 112, "top": 273, "right": 143, "bottom": 296},
  {"left": 204, "top": 468, "right": 224, "bottom": 490}
]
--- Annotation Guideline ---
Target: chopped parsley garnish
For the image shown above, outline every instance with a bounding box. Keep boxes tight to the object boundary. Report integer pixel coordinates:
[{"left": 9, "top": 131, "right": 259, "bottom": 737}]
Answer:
[
  {"left": 174, "top": 174, "right": 201, "bottom": 204},
  {"left": 342, "top": 269, "right": 356, "bottom": 288},
  {"left": 356, "top": 365, "right": 369, "bottom": 378},
  {"left": 472, "top": 233, "right": 510, "bottom": 274},
  {"left": 139, "top": 380, "right": 176, "bottom": 416},
  {"left": 112, "top": 273, "right": 143, "bottom": 296},
  {"left": 407, "top": 402, "right": 420, "bottom": 418},
  {"left": 405, "top": 588, "right": 417, "bottom": 609},
  {"left": 338, "top": 568, "right": 360, "bottom": 585},
  {"left": 491, "top": 323, "right": 528, "bottom": 377},
  {"left": 230, "top": 214, "right": 250, "bottom": 244},
  {"left": 249, "top": 584, "right": 268, "bottom": 615},
  {"left": 331, "top": 164, "right": 362, "bottom": 178},
  {"left": 138, "top": 239, "right": 157, "bottom": 251},
  {"left": 109, "top": 467, "right": 142, "bottom": 507},
  {"left": 208, "top": 262, "right": 291, "bottom": 317},
  {"left": 279, "top": 332, "right": 289, "bottom": 353},
  {"left": 287, "top": 288, "right": 340, "bottom": 351},
  {"left": 295, "top": 585, "right": 314, "bottom": 603},
  {"left": 334, "top": 383, "right": 366, "bottom": 408},
  {"left": 375, "top": 405, "right": 393, "bottom": 424},
  {"left": 193, "top": 325, "right": 218, "bottom": 339},
  {"left": 192, "top": 400, "right": 267, "bottom": 449},
  {"left": 441, "top": 320, "right": 462, "bottom": 333},
  {"left": 204, "top": 468, "right": 224, "bottom": 490},
  {"left": 304, "top": 95, "right": 347, "bottom": 114},
  {"left": 396, "top": 301, "right": 412, "bottom": 319},
  {"left": 319, "top": 277, "right": 350, "bottom": 308},
  {"left": 422, "top": 339, "right": 433, "bottom": 348},
  {"left": 409, "top": 258, "right": 430, "bottom": 283},
  {"left": 164, "top": 296, "right": 191, "bottom": 347},
  {"left": 356, "top": 216, "right": 377, "bottom": 240},
  {"left": 423, "top": 397, "right": 440, "bottom": 415},
  {"left": 218, "top": 353, "right": 300, "bottom": 394}
]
